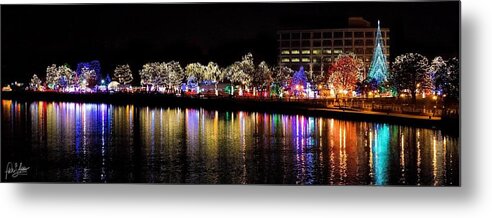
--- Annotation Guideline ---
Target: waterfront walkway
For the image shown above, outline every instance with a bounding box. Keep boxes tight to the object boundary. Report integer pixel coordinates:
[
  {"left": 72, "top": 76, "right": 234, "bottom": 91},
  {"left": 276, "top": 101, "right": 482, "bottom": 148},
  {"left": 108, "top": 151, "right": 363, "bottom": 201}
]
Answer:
[{"left": 308, "top": 107, "right": 441, "bottom": 121}]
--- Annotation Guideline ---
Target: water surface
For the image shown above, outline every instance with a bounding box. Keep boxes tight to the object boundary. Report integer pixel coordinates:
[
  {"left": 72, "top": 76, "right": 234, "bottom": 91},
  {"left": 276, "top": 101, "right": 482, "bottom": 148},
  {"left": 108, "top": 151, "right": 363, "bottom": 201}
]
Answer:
[{"left": 1, "top": 100, "right": 459, "bottom": 185}]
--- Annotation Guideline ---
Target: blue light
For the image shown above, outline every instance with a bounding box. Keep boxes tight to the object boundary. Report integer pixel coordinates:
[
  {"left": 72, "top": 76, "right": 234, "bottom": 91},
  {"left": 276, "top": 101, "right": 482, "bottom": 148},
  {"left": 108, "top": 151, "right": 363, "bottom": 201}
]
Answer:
[
  {"left": 373, "top": 124, "right": 390, "bottom": 185},
  {"left": 367, "top": 20, "right": 389, "bottom": 85}
]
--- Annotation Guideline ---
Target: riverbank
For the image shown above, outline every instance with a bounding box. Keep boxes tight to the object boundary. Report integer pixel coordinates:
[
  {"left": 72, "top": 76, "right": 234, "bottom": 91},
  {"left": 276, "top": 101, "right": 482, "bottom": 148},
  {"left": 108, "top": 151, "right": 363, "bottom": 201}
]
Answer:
[{"left": 1, "top": 91, "right": 459, "bottom": 132}]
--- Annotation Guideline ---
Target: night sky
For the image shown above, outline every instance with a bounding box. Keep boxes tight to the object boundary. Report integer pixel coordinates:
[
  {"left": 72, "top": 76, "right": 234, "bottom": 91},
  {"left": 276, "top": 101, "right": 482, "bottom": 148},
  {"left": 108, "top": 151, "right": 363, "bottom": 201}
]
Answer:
[{"left": 1, "top": 2, "right": 459, "bottom": 85}]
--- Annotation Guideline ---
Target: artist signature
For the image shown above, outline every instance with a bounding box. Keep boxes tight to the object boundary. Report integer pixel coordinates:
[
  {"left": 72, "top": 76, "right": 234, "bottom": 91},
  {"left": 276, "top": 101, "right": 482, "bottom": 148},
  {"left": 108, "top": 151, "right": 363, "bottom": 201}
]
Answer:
[{"left": 4, "top": 162, "right": 30, "bottom": 180}]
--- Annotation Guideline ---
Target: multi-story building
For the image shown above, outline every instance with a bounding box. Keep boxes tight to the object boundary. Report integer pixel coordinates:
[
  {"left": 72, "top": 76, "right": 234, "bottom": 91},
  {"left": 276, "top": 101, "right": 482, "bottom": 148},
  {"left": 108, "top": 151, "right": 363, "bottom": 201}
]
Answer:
[{"left": 277, "top": 17, "right": 390, "bottom": 79}]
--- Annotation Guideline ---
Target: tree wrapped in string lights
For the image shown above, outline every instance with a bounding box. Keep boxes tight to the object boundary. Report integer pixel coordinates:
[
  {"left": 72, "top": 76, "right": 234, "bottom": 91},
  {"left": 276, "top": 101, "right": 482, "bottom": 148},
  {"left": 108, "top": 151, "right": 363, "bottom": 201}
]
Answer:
[
  {"left": 114, "top": 64, "right": 133, "bottom": 85},
  {"left": 76, "top": 60, "right": 101, "bottom": 88},
  {"left": 185, "top": 62, "right": 206, "bottom": 93},
  {"left": 29, "top": 74, "right": 42, "bottom": 91},
  {"left": 431, "top": 56, "right": 459, "bottom": 99},
  {"left": 389, "top": 53, "right": 430, "bottom": 101},
  {"left": 271, "top": 65, "right": 293, "bottom": 97},
  {"left": 165, "top": 61, "right": 185, "bottom": 93},
  {"left": 45, "top": 64, "right": 60, "bottom": 90},
  {"left": 203, "top": 62, "right": 225, "bottom": 95},
  {"left": 140, "top": 62, "right": 165, "bottom": 92},
  {"left": 290, "top": 66, "right": 308, "bottom": 97},
  {"left": 327, "top": 52, "right": 363, "bottom": 97},
  {"left": 225, "top": 53, "right": 253, "bottom": 95}
]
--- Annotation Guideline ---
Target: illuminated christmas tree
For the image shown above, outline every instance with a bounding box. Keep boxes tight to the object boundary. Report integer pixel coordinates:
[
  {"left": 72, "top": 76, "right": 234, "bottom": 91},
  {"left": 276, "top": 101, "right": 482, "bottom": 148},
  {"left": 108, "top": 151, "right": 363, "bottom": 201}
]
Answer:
[
  {"left": 367, "top": 20, "right": 389, "bottom": 85},
  {"left": 290, "top": 66, "right": 308, "bottom": 96},
  {"left": 114, "top": 64, "right": 133, "bottom": 85}
]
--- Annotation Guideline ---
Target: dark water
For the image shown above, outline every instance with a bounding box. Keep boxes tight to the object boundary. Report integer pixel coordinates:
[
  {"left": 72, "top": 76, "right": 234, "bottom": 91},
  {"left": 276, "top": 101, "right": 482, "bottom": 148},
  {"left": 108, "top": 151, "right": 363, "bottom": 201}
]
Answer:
[{"left": 1, "top": 100, "right": 459, "bottom": 185}]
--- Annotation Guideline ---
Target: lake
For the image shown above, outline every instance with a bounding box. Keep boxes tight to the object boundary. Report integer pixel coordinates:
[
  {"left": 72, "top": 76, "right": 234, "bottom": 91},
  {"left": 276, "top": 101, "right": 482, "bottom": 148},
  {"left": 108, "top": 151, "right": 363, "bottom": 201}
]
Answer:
[{"left": 1, "top": 100, "right": 459, "bottom": 185}]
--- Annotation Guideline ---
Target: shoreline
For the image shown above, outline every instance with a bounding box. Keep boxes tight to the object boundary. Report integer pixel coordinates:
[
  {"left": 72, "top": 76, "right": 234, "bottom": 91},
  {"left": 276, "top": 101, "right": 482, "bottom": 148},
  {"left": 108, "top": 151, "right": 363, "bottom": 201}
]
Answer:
[{"left": 1, "top": 91, "right": 459, "bottom": 133}]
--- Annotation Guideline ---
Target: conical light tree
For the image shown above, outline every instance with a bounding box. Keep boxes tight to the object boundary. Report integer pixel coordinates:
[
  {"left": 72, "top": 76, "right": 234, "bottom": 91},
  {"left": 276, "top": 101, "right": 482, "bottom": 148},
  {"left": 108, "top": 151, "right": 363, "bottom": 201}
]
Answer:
[{"left": 367, "top": 20, "right": 389, "bottom": 85}]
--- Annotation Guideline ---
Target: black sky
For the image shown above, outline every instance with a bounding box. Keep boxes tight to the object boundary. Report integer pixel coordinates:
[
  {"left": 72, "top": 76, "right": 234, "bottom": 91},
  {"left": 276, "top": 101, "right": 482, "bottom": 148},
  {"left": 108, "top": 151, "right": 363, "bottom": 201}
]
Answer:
[{"left": 1, "top": 2, "right": 459, "bottom": 84}]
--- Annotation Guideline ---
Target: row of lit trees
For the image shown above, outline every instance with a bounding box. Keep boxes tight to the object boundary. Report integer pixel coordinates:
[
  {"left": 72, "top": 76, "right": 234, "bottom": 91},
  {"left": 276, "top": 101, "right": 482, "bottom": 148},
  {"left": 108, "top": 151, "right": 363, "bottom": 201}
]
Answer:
[
  {"left": 389, "top": 53, "right": 459, "bottom": 100},
  {"left": 323, "top": 52, "right": 459, "bottom": 100},
  {"left": 28, "top": 52, "right": 458, "bottom": 99},
  {"left": 29, "top": 53, "right": 295, "bottom": 96},
  {"left": 29, "top": 60, "right": 133, "bottom": 91}
]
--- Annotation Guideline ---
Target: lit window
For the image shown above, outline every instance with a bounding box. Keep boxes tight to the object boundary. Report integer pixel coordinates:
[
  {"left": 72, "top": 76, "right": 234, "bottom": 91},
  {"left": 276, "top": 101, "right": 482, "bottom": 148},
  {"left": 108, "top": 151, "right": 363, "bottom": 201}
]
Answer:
[
  {"left": 291, "top": 58, "right": 300, "bottom": 62},
  {"left": 302, "top": 58, "right": 310, "bottom": 62},
  {"left": 312, "top": 58, "right": 320, "bottom": 63},
  {"left": 302, "top": 50, "right": 311, "bottom": 54},
  {"left": 291, "top": 50, "right": 300, "bottom": 54},
  {"left": 334, "top": 49, "right": 343, "bottom": 54},
  {"left": 312, "top": 49, "right": 322, "bottom": 55},
  {"left": 281, "top": 58, "right": 290, "bottom": 63},
  {"left": 323, "top": 49, "right": 332, "bottom": 54},
  {"left": 281, "top": 50, "right": 290, "bottom": 55}
]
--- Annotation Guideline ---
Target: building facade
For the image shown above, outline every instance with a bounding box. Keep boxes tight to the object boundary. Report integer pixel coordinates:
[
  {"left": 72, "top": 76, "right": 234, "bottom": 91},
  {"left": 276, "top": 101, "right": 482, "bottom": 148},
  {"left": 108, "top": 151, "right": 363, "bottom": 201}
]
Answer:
[{"left": 277, "top": 17, "right": 390, "bottom": 79}]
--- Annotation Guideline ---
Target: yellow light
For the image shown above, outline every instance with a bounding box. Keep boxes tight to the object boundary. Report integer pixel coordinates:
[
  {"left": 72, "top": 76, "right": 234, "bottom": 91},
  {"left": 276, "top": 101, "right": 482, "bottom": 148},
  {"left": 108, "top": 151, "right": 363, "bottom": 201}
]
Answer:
[{"left": 433, "top": 95, "right": 437, "bottom": 100}]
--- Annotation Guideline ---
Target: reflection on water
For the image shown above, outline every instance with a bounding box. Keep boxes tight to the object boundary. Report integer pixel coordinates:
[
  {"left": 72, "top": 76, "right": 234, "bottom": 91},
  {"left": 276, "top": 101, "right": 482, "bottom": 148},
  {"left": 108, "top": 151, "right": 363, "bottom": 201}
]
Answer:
[{"left": 1, "top": 100, "right": 459, "bottom": 185}]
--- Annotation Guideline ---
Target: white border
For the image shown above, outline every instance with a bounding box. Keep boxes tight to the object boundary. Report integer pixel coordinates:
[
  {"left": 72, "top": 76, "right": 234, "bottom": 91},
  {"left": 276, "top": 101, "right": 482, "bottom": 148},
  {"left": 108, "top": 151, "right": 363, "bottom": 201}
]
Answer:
[{"left": 2, "top": 0, "right": 492, "bottom": 217}]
